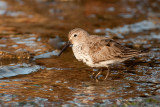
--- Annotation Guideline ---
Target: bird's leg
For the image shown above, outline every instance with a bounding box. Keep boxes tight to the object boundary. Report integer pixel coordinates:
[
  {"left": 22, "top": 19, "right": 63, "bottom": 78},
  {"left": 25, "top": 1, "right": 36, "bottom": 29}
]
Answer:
[
  {"left": 95, "top": 68, "right": 103, "bottom": 79},
  {"left": 91, "top": 68, "right": 100, "bottom": 79},
  {"left": 104, "top": 67, "right": 110, "bottom": 80}
]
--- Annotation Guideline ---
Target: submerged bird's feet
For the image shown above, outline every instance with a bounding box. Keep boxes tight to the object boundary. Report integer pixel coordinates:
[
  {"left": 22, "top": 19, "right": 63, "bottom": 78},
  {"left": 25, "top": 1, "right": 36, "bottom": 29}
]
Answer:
[
  {"left": 91, "top": 67, "right": 110, "bottom": 81},
  {"left": 91, "top": 71, "right": 101, "bottom": 80},
  {"left": 95, "top": 70, "right": 102, "bottom": 82}
]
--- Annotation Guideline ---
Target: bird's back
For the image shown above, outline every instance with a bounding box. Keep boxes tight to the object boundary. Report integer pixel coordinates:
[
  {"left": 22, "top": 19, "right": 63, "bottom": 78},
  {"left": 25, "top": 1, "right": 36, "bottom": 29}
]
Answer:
[{"left": 85, "top": 35, "right": 143, "bottom": 65}]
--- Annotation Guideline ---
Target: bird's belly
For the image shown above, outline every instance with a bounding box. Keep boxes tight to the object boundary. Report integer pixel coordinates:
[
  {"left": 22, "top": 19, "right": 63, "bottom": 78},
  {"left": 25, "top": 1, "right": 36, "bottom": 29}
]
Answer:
[
  {"left": 88, "top": 60, "right": 117, "bottom": 67},
  {"left": 87, "top": 58, "right": 128, "bottom": 68}
]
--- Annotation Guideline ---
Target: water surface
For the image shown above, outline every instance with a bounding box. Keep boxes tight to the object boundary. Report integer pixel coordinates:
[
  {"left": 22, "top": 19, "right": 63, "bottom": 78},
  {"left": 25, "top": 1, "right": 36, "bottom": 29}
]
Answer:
[{"left": 0, "top": 0, "right": 160, "bottom": 106}]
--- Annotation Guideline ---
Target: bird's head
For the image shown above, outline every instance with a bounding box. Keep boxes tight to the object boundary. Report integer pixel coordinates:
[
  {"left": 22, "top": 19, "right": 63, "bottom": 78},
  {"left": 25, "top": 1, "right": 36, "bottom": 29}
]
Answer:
[
  {"left": 58, "top": 28, "right": 89, "bottom": 56},
  {"left": 68, "top": 28, "right": 89, "bottom": 45}
]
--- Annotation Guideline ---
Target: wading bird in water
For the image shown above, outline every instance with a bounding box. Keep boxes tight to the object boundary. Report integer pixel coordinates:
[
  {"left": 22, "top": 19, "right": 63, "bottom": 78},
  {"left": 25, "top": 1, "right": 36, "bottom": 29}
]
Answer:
[{"left": 58, "top": 28, "right": 146, "bottom": 80}]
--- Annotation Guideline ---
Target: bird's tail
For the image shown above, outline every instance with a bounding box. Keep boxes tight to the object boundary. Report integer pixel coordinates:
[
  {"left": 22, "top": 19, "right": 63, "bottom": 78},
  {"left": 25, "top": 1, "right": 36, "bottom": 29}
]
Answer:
[{"left": 123, "top": 48, "right": 148, "bottom": 58}]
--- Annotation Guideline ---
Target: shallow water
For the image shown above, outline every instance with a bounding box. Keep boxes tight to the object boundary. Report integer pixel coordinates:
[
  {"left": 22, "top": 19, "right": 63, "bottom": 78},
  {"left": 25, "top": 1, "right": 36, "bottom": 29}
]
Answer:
[{"left": 0, "top": 0, "right": 160, "bottom": 106}]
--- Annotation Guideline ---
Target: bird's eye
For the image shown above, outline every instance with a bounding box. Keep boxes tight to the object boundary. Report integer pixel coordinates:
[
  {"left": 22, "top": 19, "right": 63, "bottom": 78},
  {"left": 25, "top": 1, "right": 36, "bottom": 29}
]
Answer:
[{"left": 74, "top": 34, "right": 77, "bottom": 37}]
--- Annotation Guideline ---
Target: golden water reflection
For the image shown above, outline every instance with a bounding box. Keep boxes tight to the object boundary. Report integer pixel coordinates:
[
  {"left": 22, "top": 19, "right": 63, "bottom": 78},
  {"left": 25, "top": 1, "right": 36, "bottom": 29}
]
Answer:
[{"left": 0, "top": 0, "right": 160, "bottom": 106}]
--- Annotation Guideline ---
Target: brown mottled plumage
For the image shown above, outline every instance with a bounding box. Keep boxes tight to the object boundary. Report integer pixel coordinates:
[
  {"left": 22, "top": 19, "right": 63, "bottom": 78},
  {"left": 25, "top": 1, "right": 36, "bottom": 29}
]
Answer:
[{"left": 58, "top": 28, "right": 145, "bottom": 80}]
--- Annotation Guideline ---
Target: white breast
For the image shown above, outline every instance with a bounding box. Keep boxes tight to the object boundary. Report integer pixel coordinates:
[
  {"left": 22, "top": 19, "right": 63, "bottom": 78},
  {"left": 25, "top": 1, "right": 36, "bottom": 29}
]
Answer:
[{"left": 72, "top": 45, "right": 92, "bottom": 64}]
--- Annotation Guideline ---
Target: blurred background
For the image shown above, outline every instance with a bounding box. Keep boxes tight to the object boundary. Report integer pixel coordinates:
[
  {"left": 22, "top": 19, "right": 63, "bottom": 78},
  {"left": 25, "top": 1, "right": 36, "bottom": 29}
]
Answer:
[{"left": 0, "top": 0, "right": 160, "bottom": 106}]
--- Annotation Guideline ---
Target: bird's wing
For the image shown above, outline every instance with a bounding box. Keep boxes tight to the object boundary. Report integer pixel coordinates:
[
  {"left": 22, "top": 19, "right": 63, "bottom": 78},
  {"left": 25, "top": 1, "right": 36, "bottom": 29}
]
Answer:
[{"left": 88, "top": 36, "right": 142, "bottom": 63}]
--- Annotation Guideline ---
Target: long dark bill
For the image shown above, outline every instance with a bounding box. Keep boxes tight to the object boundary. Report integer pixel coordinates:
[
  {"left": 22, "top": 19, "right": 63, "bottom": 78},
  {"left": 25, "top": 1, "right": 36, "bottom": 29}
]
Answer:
[{"left": 58, "top": 41, "right": 70, "bottom": 56}]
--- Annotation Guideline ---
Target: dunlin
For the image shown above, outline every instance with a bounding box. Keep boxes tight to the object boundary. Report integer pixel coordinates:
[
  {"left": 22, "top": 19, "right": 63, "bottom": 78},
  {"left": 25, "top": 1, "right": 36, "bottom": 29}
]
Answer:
[{"left": 58, "top": 28, "right": 145, "bottom": 80}]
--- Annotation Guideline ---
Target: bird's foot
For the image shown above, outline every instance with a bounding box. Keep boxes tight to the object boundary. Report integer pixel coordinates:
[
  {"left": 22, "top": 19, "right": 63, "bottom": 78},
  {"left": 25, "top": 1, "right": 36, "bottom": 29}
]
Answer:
[
  {"left": 91, "top": 68, "right": 110, "bottom": 81},
  {"left": 93, "top": 69, "right": 102, "bottom": 81}
]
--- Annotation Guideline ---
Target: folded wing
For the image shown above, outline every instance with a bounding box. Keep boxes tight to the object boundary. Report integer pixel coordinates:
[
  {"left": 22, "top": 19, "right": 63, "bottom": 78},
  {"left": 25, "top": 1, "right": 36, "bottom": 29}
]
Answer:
[{"left": 88, "top": 36, "right": 142, "bottom": 63}]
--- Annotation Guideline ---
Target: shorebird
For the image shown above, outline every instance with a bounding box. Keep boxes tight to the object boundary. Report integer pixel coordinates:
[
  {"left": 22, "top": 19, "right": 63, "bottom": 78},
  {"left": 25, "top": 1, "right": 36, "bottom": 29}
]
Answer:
[{"left": 58, "top": 28, "right": 145, "bottom": 80}]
